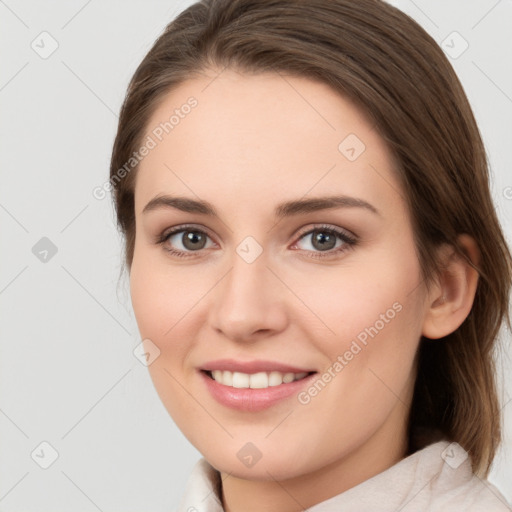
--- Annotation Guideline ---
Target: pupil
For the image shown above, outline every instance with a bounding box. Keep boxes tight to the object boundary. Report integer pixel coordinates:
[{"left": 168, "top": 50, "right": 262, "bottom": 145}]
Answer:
[
  {"left": 313, "top": 230, "right": 335, "bottom": 251},
  {"left": 183, "top": 231, "right": 206, "bottom": 250}
]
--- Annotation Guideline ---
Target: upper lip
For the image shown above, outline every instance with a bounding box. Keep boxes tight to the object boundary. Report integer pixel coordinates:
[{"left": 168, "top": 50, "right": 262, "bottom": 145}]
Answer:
[{"left": 200, "top": 359, "right": 316, "bottom": 374}]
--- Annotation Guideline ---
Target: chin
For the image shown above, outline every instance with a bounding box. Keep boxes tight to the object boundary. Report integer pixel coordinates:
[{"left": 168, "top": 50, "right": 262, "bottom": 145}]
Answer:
[{"left": 193, "top": 435, "right": 320, "bottom": 482}]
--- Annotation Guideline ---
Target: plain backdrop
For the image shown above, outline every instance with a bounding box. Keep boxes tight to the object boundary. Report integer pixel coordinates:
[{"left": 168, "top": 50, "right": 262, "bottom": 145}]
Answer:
[{"left": 0, "top": 0, "right": 511, "bottom": 510}]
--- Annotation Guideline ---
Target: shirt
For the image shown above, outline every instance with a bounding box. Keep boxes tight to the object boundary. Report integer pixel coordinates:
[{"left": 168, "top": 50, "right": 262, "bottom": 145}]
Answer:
[{"left": 174, "top": 440, "right": 512, "bottom": 511}]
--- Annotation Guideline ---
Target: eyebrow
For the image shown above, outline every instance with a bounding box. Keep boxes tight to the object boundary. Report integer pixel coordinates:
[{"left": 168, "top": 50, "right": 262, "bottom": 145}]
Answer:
[{"left": 142, "top": 194, "right": 381, "bottom": 218}]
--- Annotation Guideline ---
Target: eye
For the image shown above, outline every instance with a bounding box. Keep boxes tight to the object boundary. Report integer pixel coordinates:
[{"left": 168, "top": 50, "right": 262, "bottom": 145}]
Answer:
[
  {"left": 157, "top": 225, "right": 215, "bottom": 258},
  {"left": 291, "top": 224, "right": 357, "bottom": 259}
]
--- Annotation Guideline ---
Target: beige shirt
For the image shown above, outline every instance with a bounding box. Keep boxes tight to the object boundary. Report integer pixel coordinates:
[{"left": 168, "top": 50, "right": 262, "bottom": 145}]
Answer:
[{"left": 174, "top": 440, "right": 512, "bottom": 511}]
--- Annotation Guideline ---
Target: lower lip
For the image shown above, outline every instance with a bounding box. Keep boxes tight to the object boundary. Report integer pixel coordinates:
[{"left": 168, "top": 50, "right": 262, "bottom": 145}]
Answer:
[{"left": 200, "top": 371, "right": 316, "bottom": 412}]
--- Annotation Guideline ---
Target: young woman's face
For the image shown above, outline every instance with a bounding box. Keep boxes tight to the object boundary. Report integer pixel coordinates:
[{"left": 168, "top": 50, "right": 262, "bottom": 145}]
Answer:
[{"left": 130, "top": 68, "right": 430, "bottom": 481}]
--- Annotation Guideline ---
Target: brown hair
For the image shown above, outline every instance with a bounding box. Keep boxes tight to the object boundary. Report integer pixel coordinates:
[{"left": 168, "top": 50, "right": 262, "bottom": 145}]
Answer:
[{"left": 109, "top": 0, "right": 512, "bottom": 477}]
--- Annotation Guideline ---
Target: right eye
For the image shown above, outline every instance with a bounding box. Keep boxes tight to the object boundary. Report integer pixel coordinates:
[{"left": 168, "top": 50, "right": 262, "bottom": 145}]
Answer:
[{"left": 157, "top": 225, "right": 216, "bottom": 258}]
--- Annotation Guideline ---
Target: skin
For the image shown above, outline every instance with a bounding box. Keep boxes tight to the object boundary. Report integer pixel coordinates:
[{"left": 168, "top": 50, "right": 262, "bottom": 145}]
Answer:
[{"left": 129, "top": 68, "right": 480, "bottom": 512}]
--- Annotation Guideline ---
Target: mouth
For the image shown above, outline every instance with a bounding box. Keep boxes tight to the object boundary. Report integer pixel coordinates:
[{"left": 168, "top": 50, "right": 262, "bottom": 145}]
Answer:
[
  {"left": 198, "top": 360, "right": 317, "bottom": 411},
  {"left": 202, "top": 369, "right": 315, "bottom": 389}
]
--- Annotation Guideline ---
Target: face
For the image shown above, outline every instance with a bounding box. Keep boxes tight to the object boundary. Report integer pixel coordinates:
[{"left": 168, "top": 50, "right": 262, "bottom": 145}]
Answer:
[{"left": 130, "top": 68, "right": 429, "bottom": 481}]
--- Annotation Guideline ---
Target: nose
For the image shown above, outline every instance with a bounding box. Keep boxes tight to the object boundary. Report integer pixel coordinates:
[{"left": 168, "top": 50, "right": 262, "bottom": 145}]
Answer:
[{"left": 208, "top": 248, "right": 288, "bottom": 344}]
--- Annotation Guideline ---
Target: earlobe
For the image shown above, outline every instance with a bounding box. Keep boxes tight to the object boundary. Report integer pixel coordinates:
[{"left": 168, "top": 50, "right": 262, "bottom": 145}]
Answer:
[{"left": 421, "top": 234, "right": 480, "bottom": 340}]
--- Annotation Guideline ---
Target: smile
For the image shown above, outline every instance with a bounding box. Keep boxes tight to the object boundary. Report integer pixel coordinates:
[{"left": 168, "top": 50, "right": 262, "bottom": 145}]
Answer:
[
  {"left": 207, "top": 369, "right": 310, "bottom": 388},
  {"left": 199, "top": 360, "right": 317, "bottom": 411}
]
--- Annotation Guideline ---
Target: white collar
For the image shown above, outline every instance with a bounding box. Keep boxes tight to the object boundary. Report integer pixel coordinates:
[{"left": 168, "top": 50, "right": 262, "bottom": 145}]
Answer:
[{"left": 174, "top": 440, "right": 511, "bottom": 511}]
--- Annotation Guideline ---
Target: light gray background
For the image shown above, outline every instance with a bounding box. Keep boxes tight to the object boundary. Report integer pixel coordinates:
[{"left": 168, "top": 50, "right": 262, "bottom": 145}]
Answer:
[{"left": 0, "top": 0, "right": 511, "bottom": 510}]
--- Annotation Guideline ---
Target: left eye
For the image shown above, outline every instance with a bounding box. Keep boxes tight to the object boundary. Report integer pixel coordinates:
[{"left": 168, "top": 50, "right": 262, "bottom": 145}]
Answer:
[{"left": 292, "top": 226, "right": 356, "bottom": 255}]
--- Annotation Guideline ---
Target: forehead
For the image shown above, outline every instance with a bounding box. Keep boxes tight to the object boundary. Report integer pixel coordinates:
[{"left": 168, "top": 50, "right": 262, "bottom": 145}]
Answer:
[{"left": 134, "top": 69, "right": 403, "bottom": 217}]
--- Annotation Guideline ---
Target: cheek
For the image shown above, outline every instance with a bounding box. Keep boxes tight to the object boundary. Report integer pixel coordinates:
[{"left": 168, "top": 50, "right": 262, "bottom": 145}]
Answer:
[
  {"left": 129, "top": 254, "right": 192, "bottom": 374},
  {"left": 130, "top": 248, "right": 199, "bottom": 339},
  {"left": 129, "top": 263, "right": 164, "bottom": 340},
  {"left": 129, "top": 258, "right": 201, "bottom": 424},
  {"left": 303, "top": 253, "right": 422, "bottom": 349},
  {"left": 129, "top": 249, "right": 218, "bottom": 413},
  {"left": 303, "top": 247, "right": 425, "bottom": 408}
]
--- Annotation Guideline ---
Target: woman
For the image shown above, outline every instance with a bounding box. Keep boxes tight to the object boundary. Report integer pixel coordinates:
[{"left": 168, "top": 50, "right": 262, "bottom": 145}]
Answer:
[{"left": 109, "top": 0, "right": 512, "bottom": 510}]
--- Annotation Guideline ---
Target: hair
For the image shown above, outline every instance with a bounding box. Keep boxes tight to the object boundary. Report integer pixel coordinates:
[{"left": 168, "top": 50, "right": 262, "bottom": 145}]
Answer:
[{"left": 109, "top": 0, "right": 512, "bottom": 478}]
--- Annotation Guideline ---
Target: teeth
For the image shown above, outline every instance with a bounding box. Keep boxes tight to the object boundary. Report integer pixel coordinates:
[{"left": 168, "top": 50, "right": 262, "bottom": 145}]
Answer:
[
  {"left": 249, "top": 372, "right": 268, "bottom": 389},
  {"left": 209, "top": 370, "right": 309, "bottom": 388},
  {"left": 283, "top": 372, "right": 295, "bottom": 384},
  {"left": 232, "top": 372, "right": 250, "bottom": 388},
  {"left": 222, "top": 370, "right": 233, "bottom": 386},
  {"left": 268, "top": 371, "right": 284, "bottom": 386}
]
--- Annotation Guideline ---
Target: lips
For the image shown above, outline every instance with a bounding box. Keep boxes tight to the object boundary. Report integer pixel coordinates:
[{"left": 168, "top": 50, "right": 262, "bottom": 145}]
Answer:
[
  {"left": 201, "top": 358, "right": 315, "bottom": 374},
  {"left": 199, "top": 359, "right": 317, "bottom": 411}
]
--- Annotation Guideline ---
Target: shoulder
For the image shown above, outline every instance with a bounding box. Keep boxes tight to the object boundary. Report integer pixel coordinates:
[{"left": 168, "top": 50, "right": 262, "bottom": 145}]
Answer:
[
  {"left": 429, "top": 476, "right": 512, "bottom": 511},
  {"left": 422, "top": 442, "right": 512, "bottom": 511},
  {"left": 365, "top": 440, "right": 512, "bottom": 512}
]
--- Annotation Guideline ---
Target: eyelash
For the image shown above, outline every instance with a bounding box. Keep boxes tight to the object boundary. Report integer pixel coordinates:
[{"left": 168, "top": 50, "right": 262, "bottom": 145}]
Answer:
[{"left": 156, "top": 223, "right": 358, "bottom": 260}]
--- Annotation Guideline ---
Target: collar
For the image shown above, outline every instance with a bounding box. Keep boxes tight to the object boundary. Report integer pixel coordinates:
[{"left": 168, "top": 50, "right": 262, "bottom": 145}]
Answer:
[{"left": 174, "top": 440, "right": 511, "bottom": 511}]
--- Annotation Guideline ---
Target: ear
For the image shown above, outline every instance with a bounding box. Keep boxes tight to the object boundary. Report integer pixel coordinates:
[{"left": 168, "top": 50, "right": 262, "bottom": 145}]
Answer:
[{"left": 421, "top": 234, "right": 480, "bottom": 340}]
